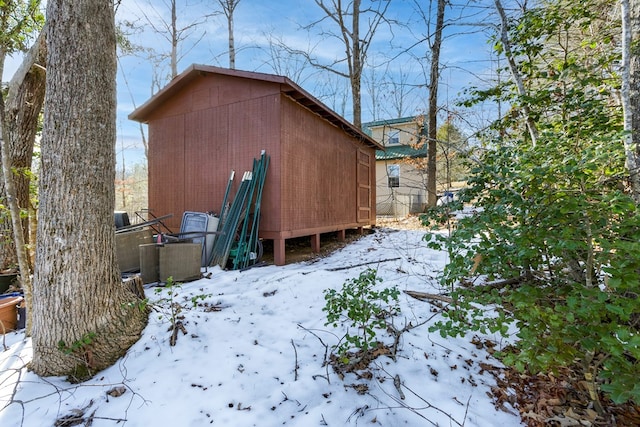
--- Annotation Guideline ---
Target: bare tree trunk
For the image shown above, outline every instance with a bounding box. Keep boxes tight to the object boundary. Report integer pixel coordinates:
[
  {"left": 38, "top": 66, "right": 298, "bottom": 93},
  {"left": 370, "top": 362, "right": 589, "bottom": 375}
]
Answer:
[
  {"left": 426, "top": 0, "right": 445, "bottom": 207},
  {"left": 171, "top": 0, "right": 178, "bottom": 78},
  {"left": 3, "top": 31, "right": 47, "bottom": 257},
  {"left": 117, "top": 56, "right": 150, "bottom": 160},
  {"left": 218, "top": 0, "right": 241, "bottom": 69},
  {"left": 494, "top": 0, "right": 538, "bottom": 146},
  {"left": 634, "top": 0, "right": 640, "bottom": 175},
  {"left": 0, "top": 103, "right": 31, "bottom": 313},
  {"left": 136, "top": 0, "right": 217, "bottom": 88},
  {"left": 1, "top": 31, "right": 46, "bottom": 333},
  {"left": 31, "top": 0, "right": 147, "bottom": 380},
  {"left": 351, "top": 0, "right": 362, "bottom": 128},
  {"left": 622, "top": 0, "right": 640, "bottom": 202},
  {"left": 227, "top": 10, "right": 235, "bottom": 68},
  {"left": 1, "top": 34, "right": 46, "bottom": 285},
  {"left": 310, "top": 0, "right": 391, "bottom": 129}
]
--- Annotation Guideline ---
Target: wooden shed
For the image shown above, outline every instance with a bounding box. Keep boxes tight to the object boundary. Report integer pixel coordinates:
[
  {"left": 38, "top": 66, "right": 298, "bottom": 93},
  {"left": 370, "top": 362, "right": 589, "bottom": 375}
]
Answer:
[{"left": 129, "top": 64, "right": 382, "bottom": 266}]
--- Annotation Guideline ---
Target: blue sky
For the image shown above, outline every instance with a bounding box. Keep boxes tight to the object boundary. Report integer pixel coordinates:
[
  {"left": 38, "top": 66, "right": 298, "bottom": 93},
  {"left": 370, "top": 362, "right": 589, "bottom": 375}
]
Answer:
[{"left": 3, "top": 0, "right": 503, "bottom": 168}]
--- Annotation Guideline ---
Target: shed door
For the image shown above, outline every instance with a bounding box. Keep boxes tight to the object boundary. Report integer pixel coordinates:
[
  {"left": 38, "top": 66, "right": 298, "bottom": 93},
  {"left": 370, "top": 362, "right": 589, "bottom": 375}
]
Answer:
[{"left": 357, "top": 149, "right": 372, "bottom": 223}]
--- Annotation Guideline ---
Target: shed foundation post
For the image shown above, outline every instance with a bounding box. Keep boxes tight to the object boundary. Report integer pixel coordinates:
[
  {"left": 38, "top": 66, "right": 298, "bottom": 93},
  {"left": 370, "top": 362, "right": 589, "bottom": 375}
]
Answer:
[
  {"left": 336, "top": 229, "right": 346, "bottom": 241},
  {"left": 311, "top": 234, "right": 321, "bottom": 253},
  {"left": 274, "top": 239, "right": 286, "bottom": 266}
]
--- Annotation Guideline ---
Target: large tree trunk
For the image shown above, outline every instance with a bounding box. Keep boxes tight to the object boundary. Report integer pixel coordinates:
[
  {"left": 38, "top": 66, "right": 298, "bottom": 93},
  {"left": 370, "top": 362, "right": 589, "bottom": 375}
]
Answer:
[{"left": 31, "top": 0, "right": 147, "bottom": 380}]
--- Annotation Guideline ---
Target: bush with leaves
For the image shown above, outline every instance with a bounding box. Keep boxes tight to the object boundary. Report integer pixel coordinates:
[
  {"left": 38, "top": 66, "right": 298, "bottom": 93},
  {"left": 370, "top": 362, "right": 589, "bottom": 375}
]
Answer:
[
  {"left": 323, "top": 268, "right": 400, "bottom": 359},
  {"left": 424, "top": 0, "right": 640, "bottom": 405},
  {"left": 153, "top": 277, "right": 211, "bottom": 346}
]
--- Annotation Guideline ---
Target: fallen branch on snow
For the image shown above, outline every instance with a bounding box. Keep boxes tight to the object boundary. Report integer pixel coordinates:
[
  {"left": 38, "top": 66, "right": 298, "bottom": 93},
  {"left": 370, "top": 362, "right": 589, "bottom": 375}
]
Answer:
[
  {"left": 403, "top": 290, "right": 453, "bottom": 304},
  {"left": 325, "top": 257, "right": 401, "bottom": 271}
]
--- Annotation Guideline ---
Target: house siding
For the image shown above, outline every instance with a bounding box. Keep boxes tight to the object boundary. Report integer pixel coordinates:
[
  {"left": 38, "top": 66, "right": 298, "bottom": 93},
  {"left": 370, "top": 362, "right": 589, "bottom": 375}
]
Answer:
[{"left": 364, "top": 118, "right": 428, "bottom": 215}]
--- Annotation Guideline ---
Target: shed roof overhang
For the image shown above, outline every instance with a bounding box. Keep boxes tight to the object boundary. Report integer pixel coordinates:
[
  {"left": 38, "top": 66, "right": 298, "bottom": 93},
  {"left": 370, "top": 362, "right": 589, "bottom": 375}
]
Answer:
[{"left": 129, "top": 64, "right": 384, "bottom": 151}]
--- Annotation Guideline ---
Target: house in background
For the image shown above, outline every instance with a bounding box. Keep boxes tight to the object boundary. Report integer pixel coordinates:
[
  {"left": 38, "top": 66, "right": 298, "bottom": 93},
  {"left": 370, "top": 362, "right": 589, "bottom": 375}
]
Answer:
[
  {"left": 130, "top": 64, "right": 383, "bottom": 266},
  {"left": 363, "top": 117, "right": 428, "bottom": 216}
]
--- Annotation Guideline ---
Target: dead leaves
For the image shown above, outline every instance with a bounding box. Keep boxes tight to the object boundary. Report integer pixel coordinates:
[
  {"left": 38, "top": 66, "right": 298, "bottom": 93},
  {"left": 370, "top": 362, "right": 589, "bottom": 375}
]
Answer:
[
  {"left": 106, "top": 386, "right": 126, "bottom": 398},
  {"left": 169, "top": 320, "right": 188, "bottom": 346},
  {"left": 329, "top": 342, "right": 393, "bottom": 379},
  {"left": 54, "top": 400, "right": 98, "bottom": 427},
  {"left": 347, "top": 383, "right": 369, "bottom": 395},
  {"left": 485, "top": 364, "right": 640, "bottom": 426}
]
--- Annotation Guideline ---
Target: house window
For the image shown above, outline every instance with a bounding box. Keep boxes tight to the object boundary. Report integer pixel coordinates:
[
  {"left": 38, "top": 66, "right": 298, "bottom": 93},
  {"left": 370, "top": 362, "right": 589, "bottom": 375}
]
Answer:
[
  {"left": 387, "top": 164, "right": 400, "bottom": 188},
  {"left": 387, "top": 130, "right": 400, "bottom": 145}
]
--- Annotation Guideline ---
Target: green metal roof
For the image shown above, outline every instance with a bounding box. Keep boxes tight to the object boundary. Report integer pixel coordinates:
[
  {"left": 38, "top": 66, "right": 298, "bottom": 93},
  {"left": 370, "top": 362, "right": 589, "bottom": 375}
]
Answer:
[
  {"left": 361, "top": 116, "right": 418, "bottom": 137},
  {"left": 375, "top": 144, "right": 426, "bottom": 161}
]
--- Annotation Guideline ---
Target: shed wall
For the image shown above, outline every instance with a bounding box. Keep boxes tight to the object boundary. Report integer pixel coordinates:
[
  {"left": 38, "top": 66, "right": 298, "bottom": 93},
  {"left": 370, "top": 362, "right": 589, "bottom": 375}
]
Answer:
[
  {"left": 267, "top": 95, "right": 375, "bottom": 240},
  {"left": 147, "top": 74, "right": 281, "bottom": 231},
  {"left": 145, "top": 72, "right": 376, "bottom": 264},
  {"left": 148, "top": 115, "right": 184, "bottom": 228}
]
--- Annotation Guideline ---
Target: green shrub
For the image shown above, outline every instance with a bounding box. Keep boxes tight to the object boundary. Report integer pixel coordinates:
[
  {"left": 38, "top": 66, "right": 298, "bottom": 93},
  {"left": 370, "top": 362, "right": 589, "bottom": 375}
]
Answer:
[
  {"left": 422, "top": 0, "right": 640, "bottom": 403},
  {"left": 323, "top": 268, "right": 400, "bottom": 358}
]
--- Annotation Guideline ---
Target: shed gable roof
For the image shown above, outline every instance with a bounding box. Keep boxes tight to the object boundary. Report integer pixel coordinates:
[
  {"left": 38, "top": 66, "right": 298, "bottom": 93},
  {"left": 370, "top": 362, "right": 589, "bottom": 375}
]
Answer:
[{"left": 129, "top": 64, "right": 383, "bottom": 150}]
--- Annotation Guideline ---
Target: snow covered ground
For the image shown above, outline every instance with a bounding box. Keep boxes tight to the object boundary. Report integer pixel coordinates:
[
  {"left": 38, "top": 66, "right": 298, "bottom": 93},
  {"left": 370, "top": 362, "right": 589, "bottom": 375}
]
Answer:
[{"left": 0, "top": 224, "right": 521, "bottom": 426}]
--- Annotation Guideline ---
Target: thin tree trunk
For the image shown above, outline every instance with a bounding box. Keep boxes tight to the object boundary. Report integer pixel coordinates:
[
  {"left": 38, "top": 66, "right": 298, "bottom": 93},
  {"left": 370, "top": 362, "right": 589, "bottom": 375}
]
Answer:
[
  {"left": 0, "top": 48, "right": 14, "bottom": 271},
  {"left": 494, "top": 0, "right": 539, "bottom": 146},
  {"left": 228, "top": 9, "right": 235, "bottom": 68},
  {"left": 352, "top": 0, "right": 362, "bottom": 129},
  {"left": 634, "top": 0, "right": 640, "bottom": 176},
  {"left": 2, "top": 30, "right": 47, "bottom": 333},
  {"left": 171, "top": 0, "right": 178, "bottom": 78},
  {"left": 0, "top": 103, "right": 30, "bottom": 308},
  {"left": 118, "top": 57, "right": 149, "bottom": 160},
  {"left": 4, "top": 30, "right": 46, "bottom": 247},
  {"left": 31, "top": 0, "right": 147, "bottom": 379},
  {"left": 427, "top": 0, "right": 445, "bottom": 207},
  {"left": 622, "top": 0, "right": 640, "bottom": 202},
  {"left": 1, "top": 30, "right": 46, "bottom": 285},
  {"left": 218, "top": 0, "right": 241, "bottom": 69},
  {"left": 310, "top": 0, "right": 389, "bottom": 129}
]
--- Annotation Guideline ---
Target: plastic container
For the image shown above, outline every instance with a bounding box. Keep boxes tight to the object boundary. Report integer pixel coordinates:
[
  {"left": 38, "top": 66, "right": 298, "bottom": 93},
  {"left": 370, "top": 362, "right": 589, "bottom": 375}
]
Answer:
[{"left": 0, "top": 296, "right": 23, "bottom": 334}]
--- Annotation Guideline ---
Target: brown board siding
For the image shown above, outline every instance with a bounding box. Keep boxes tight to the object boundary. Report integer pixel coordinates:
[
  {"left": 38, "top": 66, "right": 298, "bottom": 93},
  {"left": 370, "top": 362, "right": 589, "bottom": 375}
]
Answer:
[
  {"left": 183, "top": 107, "right": 229, "bottom": 215},
  {"left": 280, "top": 95, "right": 372, "bottom": 233},
  {"left": 147, "top": 86, "right": 283, "bottom": 233},
  {"left": 357, "top": 149, "right": 373, "bottom": 222},
  {"left": 148, "top": 115, "right": 185, "bottom": 231},
  {"left": 226, "top": 94, "right": 281, "bottom": 233}
]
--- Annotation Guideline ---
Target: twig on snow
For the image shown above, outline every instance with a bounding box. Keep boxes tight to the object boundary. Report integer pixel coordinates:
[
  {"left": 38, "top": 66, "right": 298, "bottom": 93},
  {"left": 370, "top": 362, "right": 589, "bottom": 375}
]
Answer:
[
  {"left": 325, "top": 257, "right": 401, "bottom": 271},
  {"left": 291, "top": 339, "right": 299, "bottom": 381},
  {"left": 393, "top": 374, "right": 405, "bottom": 400},
  {"left": 373, "top": 362, "right": 464, "bottom": 427},
  {"left": 387, "top": 318, "right": 429, "bottom": 360},
  {"left": 462, "top": 394, "right": 472, "bottom": 426},
  {"left": 297, "top": 324, "right": 332, "bottom": 384}
]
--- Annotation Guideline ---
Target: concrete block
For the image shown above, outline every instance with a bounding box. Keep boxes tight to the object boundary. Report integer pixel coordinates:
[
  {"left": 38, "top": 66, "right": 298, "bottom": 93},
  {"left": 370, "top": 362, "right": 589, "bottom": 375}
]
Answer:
[
  {"left": 116, "top": 228, "right": 153, "bottom": 272},
  {"left": 158, "top": 243, "right": 202, "bottom": 283}
]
